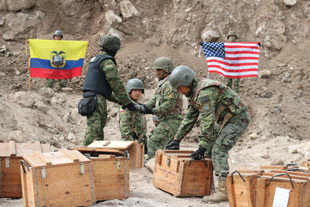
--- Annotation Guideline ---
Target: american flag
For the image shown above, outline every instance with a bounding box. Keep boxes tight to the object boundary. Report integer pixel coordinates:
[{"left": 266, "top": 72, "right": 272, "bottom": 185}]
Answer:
[{"left": 201, "top": 42, "right": 260, "bottom": 78}]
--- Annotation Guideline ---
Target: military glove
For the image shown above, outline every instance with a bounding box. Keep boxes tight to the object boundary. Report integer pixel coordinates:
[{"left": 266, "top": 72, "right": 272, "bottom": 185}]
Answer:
[
  {"left": 199, "top": 41, "right": 204, "bottom": 46},
  {"left": 123, "top": 102, "right": 145, "bottom": 112},
  {"left": 139, "top": 104, "right": 154, "bottom": 114},
  {"left": 165, "top": 140, "right": 180, "bottom": 150},
  {"left": 190, "top": 146, "right": 206, "bottom": 160}
]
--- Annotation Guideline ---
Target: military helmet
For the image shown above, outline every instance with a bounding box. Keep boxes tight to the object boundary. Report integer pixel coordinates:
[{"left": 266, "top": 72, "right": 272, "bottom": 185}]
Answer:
[
  {"left": 126, "top": 78, "right": 144, "bottom": 94},
  {"left": 53, "top": 30, "right": 63, "bottom": 39},
  {"left": 227, "top": 30, "right": 238, "bottom": 39},
  {"left": 99, "top": 35, "right": 121, "bottom": 53},
  {"left": 169, "top": 65, "right": 196, "bottom": 89},
  {"left": 152, "top": 57, "right": 174, "bottom": 73}
]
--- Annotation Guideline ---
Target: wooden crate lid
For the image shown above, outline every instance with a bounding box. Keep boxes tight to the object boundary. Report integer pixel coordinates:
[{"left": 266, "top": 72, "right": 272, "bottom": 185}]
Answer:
[
  {"left": 0, "top": 141, "right": 53, "bottom": 157},
  {"left": 23, "top": 148, "right": 89, "bottom": 167},
  {"left": 260, "top": 175, "right": 308, "bottom": 184},
  {"left": 90, "top": 154, "right": 128, "bottom": 161},
  {"left": 156, "top": 150, "right": 211, "bottom": 161},
  {"left": 71, "top": 146, "right": 124, "bottom": 155},
  {"left": 87, "top": 141, "right": 134, "bottom": 150},
  {"left": 228, "top": 170, "right": 264, "bottom": 177}
]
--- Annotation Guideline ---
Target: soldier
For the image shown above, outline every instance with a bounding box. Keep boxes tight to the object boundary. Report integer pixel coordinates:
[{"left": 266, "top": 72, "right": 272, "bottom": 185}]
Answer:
[
  {"left": 81, "top": 35, "right": 144, "bottom": 146},
  {"left": 141, "top": 57, "right": 183, "bottom": 160},
  {"left": 46, "top": 30, "right": 68, "bottom": 90},
  {"left": 225, "top": 30, "right": 240, "bottom": 92},
  {"left": 166, "top": 65, "right": 250, "bottom": 203},
  {"left": 119, "top": 78, "right": 148, "bottom": 153}
]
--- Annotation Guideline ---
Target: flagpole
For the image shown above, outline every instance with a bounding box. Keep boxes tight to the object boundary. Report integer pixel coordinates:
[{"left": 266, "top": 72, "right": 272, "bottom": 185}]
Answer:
[{"left": 28, "top": 57, "right": 31, "bottom": 91}]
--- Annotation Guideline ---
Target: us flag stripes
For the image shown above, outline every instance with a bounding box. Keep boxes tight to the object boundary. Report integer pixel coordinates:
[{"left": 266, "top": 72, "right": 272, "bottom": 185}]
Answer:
[{"left": 201, "top": 42, "right": 260, "bottom": 78}]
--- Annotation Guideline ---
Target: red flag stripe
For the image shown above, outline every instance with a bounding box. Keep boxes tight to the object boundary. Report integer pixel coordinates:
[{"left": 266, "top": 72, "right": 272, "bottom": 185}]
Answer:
[
  {"left": 208, "top": 70, "right": 257, "bottom": 78},
  {"left": 207, "top": 65, "right": 258, "bottom": 73},
  {"left": 225, "top": 57, "right": 259, "bottom": 60},
  {"left": 207, "top": 59, "right": 258, "bottom": 66}
]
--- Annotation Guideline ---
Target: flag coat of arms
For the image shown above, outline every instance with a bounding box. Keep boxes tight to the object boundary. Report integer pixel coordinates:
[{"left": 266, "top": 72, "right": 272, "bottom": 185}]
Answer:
[
  {"left": 201, "top": 42, "right": 260, "bottom": 78},
  {"left": 29, "top": 39, "right": 88, "bottom": 79}
]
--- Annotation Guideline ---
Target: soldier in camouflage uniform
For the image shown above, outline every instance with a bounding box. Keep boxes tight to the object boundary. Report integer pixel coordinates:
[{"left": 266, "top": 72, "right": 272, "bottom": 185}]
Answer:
[
  {"left": 225, "top": 30, "right": 240, "bottom": 92},
  {"left": 119, "top": 78, "right": 148, "bottom": 153},
  {"left": 141, "top": 57, "right": 183, "bottom": 159},
  {"left": 166, "top": 65, "right": 250, "bottom": 203},
  {"left": 82, "top": 35, "right": 143, "bottom": 146},
  {"left": 46, "top": 30, "right": 68, "bottom": 90}
]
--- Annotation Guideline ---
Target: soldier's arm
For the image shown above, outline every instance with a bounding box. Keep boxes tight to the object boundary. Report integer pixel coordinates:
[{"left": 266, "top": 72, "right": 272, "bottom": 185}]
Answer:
[
  {"left": 119, "top": 107, "right": 135, "bottom": 141},
  {"left": 197, "top": 88, "right": 217, "bottom": 149},
  {"left": 153, "top": 85, "right": 178, "bottom": 116},
  {"left": 174, "top": 103, "right": 200, "bottom": 140},
  {"left": 101, "top": 60, "right": 131, "bottom": 106},
  {"left": 145, "top": 94, "right": 156, "bottom": 109},
  {"left": 106, "top": 93, "right": 120, "bottom": 104}
]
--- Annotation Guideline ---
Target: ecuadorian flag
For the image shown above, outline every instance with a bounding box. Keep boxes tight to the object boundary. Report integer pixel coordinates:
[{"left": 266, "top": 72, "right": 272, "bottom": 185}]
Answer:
[{"left": 29, "top": 39, "right": 88, "bottom": 79}]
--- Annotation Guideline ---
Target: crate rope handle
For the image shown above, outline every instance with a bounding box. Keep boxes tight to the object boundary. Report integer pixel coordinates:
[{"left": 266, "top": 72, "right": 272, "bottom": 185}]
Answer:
[
  {"left": 188, "top": 156, "right": 208, "bottom": 168},
  {"left": 21, "top": 160, "right": 30, "bottom": 173},
  {"left": 122, "top": 150, "right": 130, "bottom": 159},
  {"left": 266, "top": 173, "right": 294, "bottom": 189},
  {"left": 230, "top": 170, "right": 245, "bottom": 184}
]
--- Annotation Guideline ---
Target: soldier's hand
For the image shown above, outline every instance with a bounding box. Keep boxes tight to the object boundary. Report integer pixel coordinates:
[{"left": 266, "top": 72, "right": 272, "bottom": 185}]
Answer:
[
  {"left": 199, "top": 41, "right": 204, "bottom": 46},
  {"left": 190, "top": 146, "right": 206, "bottom": 160},
  {"left": 165, "top": 140, "right": 180, "bottom": 150},
  {"left": 123, "top": 102, "right": 138, "bottom": 111},
  {"left": 139, "top": 104, "right": 154, "bottom": 114}
]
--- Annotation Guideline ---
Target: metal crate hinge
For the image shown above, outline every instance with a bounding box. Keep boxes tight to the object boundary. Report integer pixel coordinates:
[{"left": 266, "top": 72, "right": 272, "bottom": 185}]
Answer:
[
  {"left": 5, "top": 158, "right": 9, "bottom": 168},
  {"left": 41, "top": 167, "right": 46, "bottom": 178},
  {"left": 117, "top": 160, "right": 121, "bottom": 169},
  {"left": 80, "top": 163, "right": 85, "bottom": 174}
]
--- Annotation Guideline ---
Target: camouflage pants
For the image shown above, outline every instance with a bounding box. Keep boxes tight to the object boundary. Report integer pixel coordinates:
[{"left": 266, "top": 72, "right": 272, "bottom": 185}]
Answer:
[
  {"left": 83, "top": 94, "right": 107, "bottom": 146},
  {"left": 204, "top": 111, "right": 250, "bottom": 176},
  {"left": 148, "top": 117, "right": 182, "bottom": 159},
  {"left": 225, "top": 78, "right": 240, "bottom": 93},
  {"left": 46, "top": 79, "right": 67, "bottom": 89}
]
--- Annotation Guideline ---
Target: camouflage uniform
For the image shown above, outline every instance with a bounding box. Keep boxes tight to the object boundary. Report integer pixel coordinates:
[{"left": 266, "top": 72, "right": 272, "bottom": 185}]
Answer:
[
  {"left": 146, "top": 76, "right": 183, "bottom": 159},
  {"left": 175, "top": 78, "right": 250, "bottom": 176},
  {"left": 83, "top": 51, "right": 131, "bottom": 146},
  {"left": 225, "top": 31, "right": 240, "bottom": 92},
  {"left": 119, "top": 102, "right": 147, "bottom": 146},
  {"left": 46, "top": 79, "right": 67, "bottom": 89}
]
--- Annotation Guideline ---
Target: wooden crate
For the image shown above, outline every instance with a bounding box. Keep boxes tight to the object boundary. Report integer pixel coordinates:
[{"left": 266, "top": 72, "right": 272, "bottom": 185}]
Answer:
[
  {"left": 90, "top": 154, "right": 130, "bottom": 201},
  {"left": 73, "top": 140, "right": 144, "bottom": 169},
  {"left": 256, "top": 172, "right": 310, "bottom": 207},
  {"left": 0, "top": 141, "right": 53, "bottom": 198},
  {"left": 21, "top": 148, "right": 96, "bottom": 207},
  {"left": 153, "top": 150, "right": 213, "bottom": 197},
  {"left": 227, "top": 170, "right": 264, "bottom": 207}
]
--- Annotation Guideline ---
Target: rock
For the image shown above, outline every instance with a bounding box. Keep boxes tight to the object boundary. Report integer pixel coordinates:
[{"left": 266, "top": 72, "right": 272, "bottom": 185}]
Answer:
[
  {"left": 271, "top": 159, "right": 284, "bottom": 165},
  {"left": 288, "top": 145, "right": 299, "bottom": 154},
  {"left": 145, "top": 158, "right": 155, "bottom": 173},
  {"left": 39, "top": 87, "right": 55, "bottom": 98},
  {"left": 61, "top": 87, "right": 73, "bottom": 92},
  {"left": 120, "top": 0, "right": 139, "bottom": 20},
  {"left": 260, "top": 154, "right": 271, "bottom": 159},
  {"left": 258, "top": 70, "right": 271, "bottom": 79},
  {"left": 201, "top": 29, "right": 220, "bottom": 42},
  {"left": 14, "top": 91, "right": 35, "bottom": 108},
  {"left": 0, "top": 0, "right": 36, "bottom": 11},
  {"left": 34, "top": 101, "right": 49, "bottom": 113},
  {"left": 283, "top": 0, "right": 297, "bottom": 7},
  {"left": 67, "top": 132, "right": 76, "bottom": 142},
  {"left": 0, "top": 45, "right": 7, "bottom": 53},
  {"left": 105, "top": 10, "right": 122, "bottom": 24},
  {"left": 249, "top": 133, "right": 259, "bottom": 140},
  {"left": 63, "top": 113, "right": 71, "bottom": 123},
  {"left": 7, "top": 130, "right": 24, "bottom": 142}
]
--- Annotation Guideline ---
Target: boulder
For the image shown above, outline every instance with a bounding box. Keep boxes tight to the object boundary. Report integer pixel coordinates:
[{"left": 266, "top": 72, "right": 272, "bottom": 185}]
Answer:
[
  {"left": 201, "top": 29, "right": 220, "bottom": 42},
  {"left": 0, "top": 0, "right": 36, "bottom": 11},
  {"left": 120, "top": 0, "right": 139, "bottom": 20},
  {"left": 283, "top": 0, "right": 297, "bottom": 6}
]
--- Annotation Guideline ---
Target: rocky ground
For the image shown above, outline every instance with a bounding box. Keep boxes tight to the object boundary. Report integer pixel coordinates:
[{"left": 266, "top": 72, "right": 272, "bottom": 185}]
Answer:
[{"left": 1, "top": 0, "right": 310, "bottom": 206}]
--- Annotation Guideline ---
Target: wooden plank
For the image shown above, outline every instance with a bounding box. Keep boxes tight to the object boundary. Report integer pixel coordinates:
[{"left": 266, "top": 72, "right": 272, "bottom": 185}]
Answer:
[
  {"left": 20, "top": 165, "right": 28, "bottom": 205},
  {"left": 260, "top": 165, "right": 288, "bottom": 170},
  {"left": 34, "top": 151, "right": 52, "bottom": 166},
  {"left": 87, "top": 140, "right": 134, "bottom": 150},
  {"left": 60, "top": 149, "right": 80, "bottom": 163},
  {"left": 9, "top": 141, "right": 16, "bottom": 156},
  {"left": 256, "top": 178, "right": 267, "bottom": 207},
  {"left": 227, "top": 176, "right": 236, "bottom": 207},
  {"left": 34, "top": 141, "right": 41, "bottom": 152}
]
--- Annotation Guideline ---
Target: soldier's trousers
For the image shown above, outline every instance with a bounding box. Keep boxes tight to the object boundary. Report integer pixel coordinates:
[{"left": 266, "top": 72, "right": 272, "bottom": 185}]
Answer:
[
  {"left": 83, "top": 94, "right": 107, "bottom": 146},
  {"left": 148, "top": 117, "right": 182, "bottom": 159},
  {"left": 46, "top": 79, "right": 67, "bottom": 89},
  {"left": 225, "top": 78, "right": 240, "bottom": 92},
  {"left": 204, "top": 111, "right": 250, "bottom": 176}
]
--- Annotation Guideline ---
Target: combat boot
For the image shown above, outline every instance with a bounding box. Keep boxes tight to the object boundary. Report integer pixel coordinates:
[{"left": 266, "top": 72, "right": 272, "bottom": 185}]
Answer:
[{"left": 202, "top": 180, "right": 228, "bottom": 203}]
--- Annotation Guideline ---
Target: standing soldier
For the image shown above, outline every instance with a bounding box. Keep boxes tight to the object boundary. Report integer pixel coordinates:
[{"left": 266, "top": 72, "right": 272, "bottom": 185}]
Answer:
[
  {"left": 225, "top": 30, "right": 240, "bottom": 92},
  {"left": 80, "top": 35, "right": 143, "bottom": 146},
  {"left": 119, "top": 78, "right": 148, "bottom": 153},
  {"left": 141, "top": 57, "right": 183, "bottom": 160},
  {"left": 166, "top": 65, "right": 250, "bottom": 203},
  {"left": 46, "top": 30, "right": 68, "bottom": 90}
]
